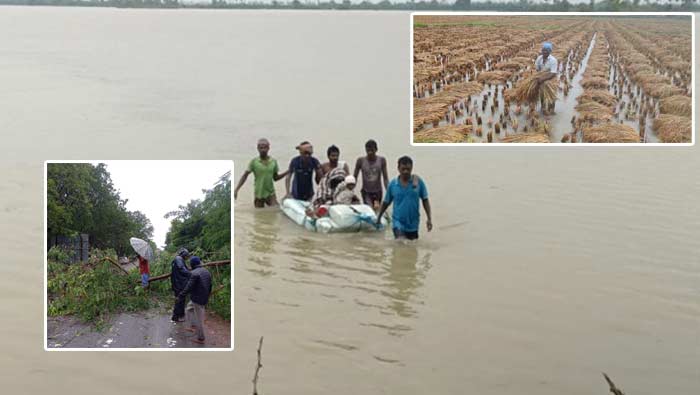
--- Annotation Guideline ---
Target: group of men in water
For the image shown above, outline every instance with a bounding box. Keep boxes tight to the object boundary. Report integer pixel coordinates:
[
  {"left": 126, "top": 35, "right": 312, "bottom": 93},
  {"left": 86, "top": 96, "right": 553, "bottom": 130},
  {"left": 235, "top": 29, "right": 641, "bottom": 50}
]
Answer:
[{"left": 234, "top": 138, "right": 432, "bottom": 240}]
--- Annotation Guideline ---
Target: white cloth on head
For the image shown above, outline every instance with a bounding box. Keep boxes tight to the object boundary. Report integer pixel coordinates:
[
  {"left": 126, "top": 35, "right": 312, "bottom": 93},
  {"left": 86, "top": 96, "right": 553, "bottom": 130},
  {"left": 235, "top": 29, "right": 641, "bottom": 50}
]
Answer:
[{"left": 535, "top": 54, "right": 558, "bottom": 73}]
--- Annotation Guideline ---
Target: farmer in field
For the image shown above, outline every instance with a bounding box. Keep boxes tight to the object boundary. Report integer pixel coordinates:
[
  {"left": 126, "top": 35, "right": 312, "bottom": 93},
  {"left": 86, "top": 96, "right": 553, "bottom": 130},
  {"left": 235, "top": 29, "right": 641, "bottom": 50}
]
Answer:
[
  {"left": 535, "top": 42, "right": 558, "bottom": 114},
  {"left": 234, "top": 138, "right": 288, "bottom": 208},
  {"left": 353, "top": 139, "right": 389, "bottom": 211},
  {"left": 376, "top": 156, "right": 433, "bottom": 240},
  {"left": 285, "top": 141, "right": 322, "bottom": 201},
  {"left": 177, "top": 256, "right": 212, "bottom": 345},
  {"left": 170, "top": 248, "right": 191, "bottom": 322},
  {"left": 137, "top": 253, "right": 150, "bottom": 289},
  {"left": 320, "top": 145, "right": 350, "bottom": 177}
]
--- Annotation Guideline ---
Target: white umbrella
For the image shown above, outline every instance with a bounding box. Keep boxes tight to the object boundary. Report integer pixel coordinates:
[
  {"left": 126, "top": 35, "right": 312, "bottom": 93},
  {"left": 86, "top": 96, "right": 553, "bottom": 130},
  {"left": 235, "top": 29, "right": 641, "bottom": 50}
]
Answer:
[{"left": 129, "top": 237, "right": 154, "bottom": 261}]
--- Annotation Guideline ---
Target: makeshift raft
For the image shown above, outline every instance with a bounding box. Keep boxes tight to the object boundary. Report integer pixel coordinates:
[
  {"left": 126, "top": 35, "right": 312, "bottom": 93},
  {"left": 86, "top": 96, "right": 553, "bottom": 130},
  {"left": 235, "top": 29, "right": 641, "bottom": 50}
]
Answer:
[{"left": 281, "top": 198, "right": 387, "bottom": 233}]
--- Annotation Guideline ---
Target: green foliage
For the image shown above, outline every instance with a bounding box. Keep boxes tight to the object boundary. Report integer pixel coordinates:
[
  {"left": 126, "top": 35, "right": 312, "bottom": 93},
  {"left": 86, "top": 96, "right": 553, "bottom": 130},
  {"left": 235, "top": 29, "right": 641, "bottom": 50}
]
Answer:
[
  {"left": 47, "top": 163, "right": 154, "bottom": 255},
  {"left": 164, "top": 176, "right": 231, "bottom": 260},
  {"left": 47, "top": 248, "right": 152, "bottom": 327},
  {"left": 163, "top": 175, "right": 231, "bottom": 320}
]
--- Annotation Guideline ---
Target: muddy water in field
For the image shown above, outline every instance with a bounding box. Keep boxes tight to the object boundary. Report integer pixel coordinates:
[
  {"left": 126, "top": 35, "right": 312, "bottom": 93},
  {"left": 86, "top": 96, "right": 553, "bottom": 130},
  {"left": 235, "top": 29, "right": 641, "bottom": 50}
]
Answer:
[{"left": 1, "top": 7, "right": 699, "bottom": 395}]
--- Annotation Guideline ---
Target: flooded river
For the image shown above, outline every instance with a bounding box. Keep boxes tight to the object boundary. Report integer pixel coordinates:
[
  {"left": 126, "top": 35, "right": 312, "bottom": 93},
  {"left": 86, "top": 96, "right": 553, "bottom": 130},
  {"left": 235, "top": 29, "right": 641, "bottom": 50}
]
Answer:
[{"left": 0, "top": 7, "right": 698, "bottom": 395}]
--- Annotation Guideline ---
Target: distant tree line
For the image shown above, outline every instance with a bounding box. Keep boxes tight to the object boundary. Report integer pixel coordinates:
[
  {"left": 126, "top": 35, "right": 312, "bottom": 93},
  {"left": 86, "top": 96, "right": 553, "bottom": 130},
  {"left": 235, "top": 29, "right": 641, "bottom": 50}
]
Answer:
[
  {"left": 47, "top": 163, "right": 154, "bottom": 256},
  {"left": 0, "top": 0, "right": 697, "bottom": 11}
]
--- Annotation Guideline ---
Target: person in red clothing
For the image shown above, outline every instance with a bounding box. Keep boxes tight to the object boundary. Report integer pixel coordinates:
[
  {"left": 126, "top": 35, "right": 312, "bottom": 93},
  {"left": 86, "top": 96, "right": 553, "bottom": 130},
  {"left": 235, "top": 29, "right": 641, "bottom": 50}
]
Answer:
[{"left": 137, "top": 254, "right": 150, "bottom": 288}]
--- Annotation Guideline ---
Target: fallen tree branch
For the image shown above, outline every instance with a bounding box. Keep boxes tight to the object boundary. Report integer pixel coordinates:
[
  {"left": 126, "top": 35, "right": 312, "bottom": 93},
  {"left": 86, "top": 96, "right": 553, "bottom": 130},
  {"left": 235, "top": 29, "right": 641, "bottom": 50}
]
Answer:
[
  {"left": 105, "top": 256, "right": 130, "bottom": 275},
  {"left": 252, "top": 336, "right": 264, "bottom": 395},
  {"left": 141, "top": 260, "right": 231, "bottom": 284},
  {"left": 603, "top": 372, "right": 625, "bottom": 395}
]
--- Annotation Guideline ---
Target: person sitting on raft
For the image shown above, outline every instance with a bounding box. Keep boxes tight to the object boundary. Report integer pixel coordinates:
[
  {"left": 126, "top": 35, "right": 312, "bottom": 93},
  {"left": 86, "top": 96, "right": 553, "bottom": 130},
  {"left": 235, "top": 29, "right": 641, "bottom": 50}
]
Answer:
[
  {"left": 333, "top": 175, "right": 361, "bottom": 205},
  {"left": 307, "top": 167, "right": 346, "bottom": 217}
]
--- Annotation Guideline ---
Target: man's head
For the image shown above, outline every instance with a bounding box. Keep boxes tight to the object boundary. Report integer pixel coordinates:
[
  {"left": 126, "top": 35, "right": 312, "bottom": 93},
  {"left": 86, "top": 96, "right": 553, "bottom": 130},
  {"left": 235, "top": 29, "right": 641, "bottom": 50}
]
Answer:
[
  {"left": 176, "top": 248, "right": 190, "bottom": 258},
  {"left": 541, "top": 42, "right": 552, "bottom": 58},
  {"left": 190, "top": 256, "right": 201, "bottom": 269},
  {"left": 397, "top": 156, "right": 413, "bottom": 178},
  {"left": 345, "top": 175, "right": 356, "bottom": 190},
  {"left": 327, "top": 145, "right": 340, "bottom": 164},
  {"left": 296, "top": 141, "right": 313, "bottom": 158},
  {"left": 365, "top": 139, "right": 378, "bottom": 158},
  {"left": 257, "top": 138, "right": 270, "bottom": 157}
]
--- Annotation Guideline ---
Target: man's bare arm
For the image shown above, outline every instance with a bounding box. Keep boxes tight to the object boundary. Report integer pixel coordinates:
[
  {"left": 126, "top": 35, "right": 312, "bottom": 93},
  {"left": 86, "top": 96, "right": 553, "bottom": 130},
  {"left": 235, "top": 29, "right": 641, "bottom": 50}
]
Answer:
[
  {"left": 422, "top": 198, "right": 433, "bottom": 232},
  {"left": 233, "top": 170, "right": 251, "bottom": 200}
]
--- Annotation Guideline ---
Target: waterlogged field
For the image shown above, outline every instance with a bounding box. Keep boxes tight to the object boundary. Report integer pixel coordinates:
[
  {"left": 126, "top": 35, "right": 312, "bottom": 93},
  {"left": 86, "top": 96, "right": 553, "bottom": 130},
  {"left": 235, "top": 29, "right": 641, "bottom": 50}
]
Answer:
[{"left": 412, "top": 15, "right": 693, "bottom": 144}]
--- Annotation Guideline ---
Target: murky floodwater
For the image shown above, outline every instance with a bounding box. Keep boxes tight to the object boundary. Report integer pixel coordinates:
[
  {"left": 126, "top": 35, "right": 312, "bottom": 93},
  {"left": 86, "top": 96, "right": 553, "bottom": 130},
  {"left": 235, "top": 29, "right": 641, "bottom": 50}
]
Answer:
[{"left": 0, "top": 7, "right": 698, "bottom": 395}]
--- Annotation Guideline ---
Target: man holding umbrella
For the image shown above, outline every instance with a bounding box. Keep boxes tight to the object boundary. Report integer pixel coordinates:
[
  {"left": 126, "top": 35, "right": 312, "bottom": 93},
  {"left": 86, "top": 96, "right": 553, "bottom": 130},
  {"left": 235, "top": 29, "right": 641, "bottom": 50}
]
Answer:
[{"left": 171, "top": 248, "right": 192, "bottom": 322}]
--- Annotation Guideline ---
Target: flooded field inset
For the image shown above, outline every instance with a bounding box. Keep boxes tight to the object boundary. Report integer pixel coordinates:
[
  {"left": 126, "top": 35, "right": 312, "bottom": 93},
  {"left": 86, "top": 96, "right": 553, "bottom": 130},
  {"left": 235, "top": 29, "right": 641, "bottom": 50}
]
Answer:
[{"left": 412, "top": 14, "right": 693, "bottom": 144}]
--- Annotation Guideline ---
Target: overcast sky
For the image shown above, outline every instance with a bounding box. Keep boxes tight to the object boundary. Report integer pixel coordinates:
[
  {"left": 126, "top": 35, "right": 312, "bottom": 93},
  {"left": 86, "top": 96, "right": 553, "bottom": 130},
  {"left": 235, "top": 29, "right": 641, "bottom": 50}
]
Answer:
[{"left": 92, "top": 160, "right": 232, "bottom": 249}]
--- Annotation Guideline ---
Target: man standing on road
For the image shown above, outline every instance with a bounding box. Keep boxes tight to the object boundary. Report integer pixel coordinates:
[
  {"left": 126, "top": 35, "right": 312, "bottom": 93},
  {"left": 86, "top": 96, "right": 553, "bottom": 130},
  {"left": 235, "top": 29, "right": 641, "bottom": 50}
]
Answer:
[
  {"left": 177, "top": 256, "right": 212, "bottom": 345},
  {"left": 170, "top": 248, "right": 191, "bottom": 322}
]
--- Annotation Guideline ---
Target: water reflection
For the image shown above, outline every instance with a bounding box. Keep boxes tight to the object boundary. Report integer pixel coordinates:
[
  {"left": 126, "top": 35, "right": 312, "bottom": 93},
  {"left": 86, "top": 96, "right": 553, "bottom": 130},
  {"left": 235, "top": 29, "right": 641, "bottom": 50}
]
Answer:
[
  {"left": 383, "top": 243, "right": 432, "bottom": 319},
  {"left": 246, "top": 208, "right": 281, "bottom": 277}
]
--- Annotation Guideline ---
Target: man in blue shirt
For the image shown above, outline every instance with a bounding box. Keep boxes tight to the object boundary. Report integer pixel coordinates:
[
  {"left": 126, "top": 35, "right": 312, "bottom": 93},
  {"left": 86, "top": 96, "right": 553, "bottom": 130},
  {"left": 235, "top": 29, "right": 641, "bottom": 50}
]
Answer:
[
  {"left": 376, "top": 156, "right": 433, "bottom": 240},
  {"left": 285, "top": 141, "right": 322, "bottom": 201}
]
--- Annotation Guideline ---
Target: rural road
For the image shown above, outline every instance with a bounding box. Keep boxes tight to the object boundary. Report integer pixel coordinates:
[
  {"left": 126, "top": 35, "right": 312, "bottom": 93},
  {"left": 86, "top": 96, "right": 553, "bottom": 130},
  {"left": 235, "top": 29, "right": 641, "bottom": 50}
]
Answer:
[{"left": 47, "top": 305, "right": 231, "bottom": 349}]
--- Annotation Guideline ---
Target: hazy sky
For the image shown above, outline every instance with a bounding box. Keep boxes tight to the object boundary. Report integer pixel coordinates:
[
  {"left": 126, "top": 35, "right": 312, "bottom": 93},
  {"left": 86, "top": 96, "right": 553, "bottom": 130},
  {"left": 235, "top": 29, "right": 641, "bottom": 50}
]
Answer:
[{"left": 93, "top": 160, "right": 232, "bottom": 249}]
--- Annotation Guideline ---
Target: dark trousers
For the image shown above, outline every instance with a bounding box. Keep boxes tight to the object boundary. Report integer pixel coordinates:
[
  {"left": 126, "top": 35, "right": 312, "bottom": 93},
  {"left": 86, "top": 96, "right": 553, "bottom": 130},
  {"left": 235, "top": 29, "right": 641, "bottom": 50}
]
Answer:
[{"left": 173, "top": 295, "right": 186, "bottom": 319}]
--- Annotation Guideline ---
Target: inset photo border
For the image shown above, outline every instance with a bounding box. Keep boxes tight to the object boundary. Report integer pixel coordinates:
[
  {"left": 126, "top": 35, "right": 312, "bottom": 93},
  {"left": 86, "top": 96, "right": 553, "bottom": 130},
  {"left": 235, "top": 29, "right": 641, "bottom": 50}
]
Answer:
[
  {"left": 44, "top": 160, "right": 234, "bottom": 351},
  {"left": 410, "top": 12, "right": 695, "bottom": 146}
]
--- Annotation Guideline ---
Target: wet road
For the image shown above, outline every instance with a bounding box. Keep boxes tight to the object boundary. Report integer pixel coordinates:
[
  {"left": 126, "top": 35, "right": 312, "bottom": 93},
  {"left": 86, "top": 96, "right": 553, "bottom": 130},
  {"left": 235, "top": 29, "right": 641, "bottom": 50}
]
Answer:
[{"left": 47, "top": 305, "right": 230, "bottom": 349}]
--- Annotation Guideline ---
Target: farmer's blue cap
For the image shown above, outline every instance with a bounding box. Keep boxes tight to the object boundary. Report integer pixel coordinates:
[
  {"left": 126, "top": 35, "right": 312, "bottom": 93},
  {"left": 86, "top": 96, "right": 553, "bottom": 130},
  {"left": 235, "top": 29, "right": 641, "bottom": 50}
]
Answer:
[
  {"left": 542, "top": 42, "right": 553, "bottom": 51},
  {"left": 190, "top": 256, "right": 201, "bottom": 268}
]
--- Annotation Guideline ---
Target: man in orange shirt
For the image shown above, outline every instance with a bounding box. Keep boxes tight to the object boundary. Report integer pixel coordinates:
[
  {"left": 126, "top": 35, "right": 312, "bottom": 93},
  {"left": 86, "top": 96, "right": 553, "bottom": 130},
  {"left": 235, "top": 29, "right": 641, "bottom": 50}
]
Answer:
[{"left": 137, "top": 253, "right": 150, "bottom": 288}]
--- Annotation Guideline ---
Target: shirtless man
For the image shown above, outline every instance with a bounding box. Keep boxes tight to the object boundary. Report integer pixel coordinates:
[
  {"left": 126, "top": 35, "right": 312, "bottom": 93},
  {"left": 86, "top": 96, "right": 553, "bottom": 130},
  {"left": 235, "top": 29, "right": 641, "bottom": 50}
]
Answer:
[
  {"left": 320, "top": 145, "right": 350, "bottom": 177},
  {"left": 353, "top": 139, "right": 388, "bottom": 211}
]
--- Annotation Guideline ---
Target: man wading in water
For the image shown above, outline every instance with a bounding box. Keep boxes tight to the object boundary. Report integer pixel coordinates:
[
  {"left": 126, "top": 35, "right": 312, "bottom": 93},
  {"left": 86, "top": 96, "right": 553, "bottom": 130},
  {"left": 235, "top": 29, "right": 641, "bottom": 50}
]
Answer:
[
  {"left": 285, "top": 141, "right": 322, "bottom": 201},
  {"left": 320, "top": 145, "right": 350, "bottom": 177},
  {"left": 353, "top": 139, "right": 388, "bottom": 212},
  {"left": 534, "top": 42, "right": 558, "bottom": 115},
  {"left": 376, "top": 156, "right": 433, "bottom": 241},
  {"left": 234, "top": 138, "right": 288, "bottom": 208}
]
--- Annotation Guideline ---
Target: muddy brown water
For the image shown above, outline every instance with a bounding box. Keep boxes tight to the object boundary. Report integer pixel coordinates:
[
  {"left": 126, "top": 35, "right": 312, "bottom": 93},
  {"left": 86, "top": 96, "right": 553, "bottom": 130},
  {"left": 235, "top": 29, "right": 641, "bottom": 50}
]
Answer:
[{"left": 1, "top": 7, "right": 698, "bottom": 395}]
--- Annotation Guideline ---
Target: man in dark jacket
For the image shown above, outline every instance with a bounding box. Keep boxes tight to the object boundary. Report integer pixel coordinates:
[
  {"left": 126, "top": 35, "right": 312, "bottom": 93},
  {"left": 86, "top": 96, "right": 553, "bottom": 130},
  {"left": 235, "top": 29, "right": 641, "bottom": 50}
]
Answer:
[
  {"left": 170, "top": 248, "right": 191, "bottom": 322},
  {"left": 177, "top": 256, "right": 212, "bottom": 344}
]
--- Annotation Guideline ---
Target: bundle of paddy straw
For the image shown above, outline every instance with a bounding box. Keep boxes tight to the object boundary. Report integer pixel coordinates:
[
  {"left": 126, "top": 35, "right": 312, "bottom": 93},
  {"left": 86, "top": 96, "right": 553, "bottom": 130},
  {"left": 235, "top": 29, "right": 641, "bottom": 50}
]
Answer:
[
  {"left": 500, "top": 133, "right": 550, "bottom": 143},
  {"left": 511, "top": 72, "right": 557, "bottom": 107},
  {"left": 582, "top": 124, "right": 640, "bottom": 143},
  {"left": 414, "top": 125, "right": 472, "bottom": 143},
  {"left": 659, "top": 95, "right": 692, "bottom": 117},
  {"left": 653, "top": 114, "right": 692, "bottom": 143}
]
